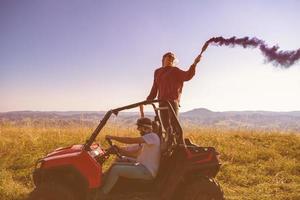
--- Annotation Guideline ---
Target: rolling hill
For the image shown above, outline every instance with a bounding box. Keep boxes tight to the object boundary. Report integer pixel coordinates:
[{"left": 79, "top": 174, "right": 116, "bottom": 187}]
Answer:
[{"left": 1, "top": 108, "right": 299, "bottom": 132}]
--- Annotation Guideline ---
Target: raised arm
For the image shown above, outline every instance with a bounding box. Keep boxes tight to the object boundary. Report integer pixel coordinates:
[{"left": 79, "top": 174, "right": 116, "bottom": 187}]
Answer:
[{"left": 177, "top": 55, "right": 202, "bottom": 81}]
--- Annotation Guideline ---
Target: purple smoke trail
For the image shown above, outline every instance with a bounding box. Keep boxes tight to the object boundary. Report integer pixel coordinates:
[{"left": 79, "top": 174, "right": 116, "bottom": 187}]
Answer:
[{"left": 199, "top": 36, "right": 300, "bottom": 68}]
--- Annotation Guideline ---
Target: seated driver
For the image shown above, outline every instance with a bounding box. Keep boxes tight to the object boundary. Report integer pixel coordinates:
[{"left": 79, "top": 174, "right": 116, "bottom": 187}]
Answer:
[{"left": 100, "top": 117, "right": 161, "bottom": 195}]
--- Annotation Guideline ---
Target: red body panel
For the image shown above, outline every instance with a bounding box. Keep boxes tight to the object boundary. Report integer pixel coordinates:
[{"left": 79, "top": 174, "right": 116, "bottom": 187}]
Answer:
[
  {"left": 185, "top": 148, "right": 215, "bottom": 164},
  {"left": 41, "top": 145, "right": 103, "bottom": 189},
  {"left": 46, "top": 144, "right": 83, "bottom": 157}
]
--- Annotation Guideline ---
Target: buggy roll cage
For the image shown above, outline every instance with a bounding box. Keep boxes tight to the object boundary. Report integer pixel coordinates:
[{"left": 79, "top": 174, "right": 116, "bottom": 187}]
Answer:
[{"left": 83, "top": 100, "right": 184, "bottom": 151}]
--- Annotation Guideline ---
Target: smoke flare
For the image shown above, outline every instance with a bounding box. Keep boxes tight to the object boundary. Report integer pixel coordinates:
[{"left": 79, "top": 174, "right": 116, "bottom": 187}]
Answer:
[{"left": 200, "top": 36, "right": 300, "bottom": 68}]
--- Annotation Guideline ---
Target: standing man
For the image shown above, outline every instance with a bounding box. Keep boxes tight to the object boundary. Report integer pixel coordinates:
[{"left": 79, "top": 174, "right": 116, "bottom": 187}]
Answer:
[{"left": 147, "top": 52, "right": 201, "bottom": 131}]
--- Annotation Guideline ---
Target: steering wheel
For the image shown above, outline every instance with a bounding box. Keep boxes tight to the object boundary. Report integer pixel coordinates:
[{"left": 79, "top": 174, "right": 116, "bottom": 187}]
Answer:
[{"left": 105, "top": 138, "right": 122, "bottom": 159}]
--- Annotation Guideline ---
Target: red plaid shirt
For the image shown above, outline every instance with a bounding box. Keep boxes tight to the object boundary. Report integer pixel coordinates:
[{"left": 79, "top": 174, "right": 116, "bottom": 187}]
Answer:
[{"left": 147, "top": 65, "right": 196, "bottom": 103}]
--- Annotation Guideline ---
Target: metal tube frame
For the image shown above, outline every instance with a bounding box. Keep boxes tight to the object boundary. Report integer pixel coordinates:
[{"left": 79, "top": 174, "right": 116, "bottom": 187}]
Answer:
[{"left": 84, "top": 100, "right": 184, "bottom": 151}]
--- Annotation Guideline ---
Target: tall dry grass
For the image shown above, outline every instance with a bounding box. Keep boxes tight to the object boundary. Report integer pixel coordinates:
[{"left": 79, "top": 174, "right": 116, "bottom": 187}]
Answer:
[{"left": 0, "top": 122, "right": 299, "bottom": 200}]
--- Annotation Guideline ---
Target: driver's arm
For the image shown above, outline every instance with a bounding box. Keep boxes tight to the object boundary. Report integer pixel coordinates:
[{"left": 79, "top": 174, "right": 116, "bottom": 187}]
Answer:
[{"left": 106, "top": 135, "right": 145, "bottom": 144}]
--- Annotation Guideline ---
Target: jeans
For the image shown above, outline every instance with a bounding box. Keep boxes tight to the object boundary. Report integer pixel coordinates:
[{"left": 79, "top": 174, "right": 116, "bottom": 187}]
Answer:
[
  {"left": 101, "top": 162, "right": 153, "bottom": 194},
  {"left": 159, "top": 101, "right": 179, "bottom": 132}
]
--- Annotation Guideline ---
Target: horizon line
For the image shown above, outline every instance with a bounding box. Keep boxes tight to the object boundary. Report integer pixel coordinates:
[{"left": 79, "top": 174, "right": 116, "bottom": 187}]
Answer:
[{"left": 1, "top": 108, "right": 300, "bottom": 114}]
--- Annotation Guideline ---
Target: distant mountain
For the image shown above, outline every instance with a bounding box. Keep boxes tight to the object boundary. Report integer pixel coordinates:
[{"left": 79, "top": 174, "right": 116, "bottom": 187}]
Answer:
[
  {"left": 1, "top": 109, "right": 299, "bottom": 132},
  {"left": 181, "top": 108, "right": 217, "bottom": 117},
  {"left": 181, "top": 108, "right": 300, "bottom": 132}
]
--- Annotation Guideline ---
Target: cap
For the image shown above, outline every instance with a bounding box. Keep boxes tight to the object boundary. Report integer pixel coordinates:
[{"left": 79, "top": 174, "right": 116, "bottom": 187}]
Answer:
[{"left": 136, "top": 117, "right": 152, "bottom": 129}]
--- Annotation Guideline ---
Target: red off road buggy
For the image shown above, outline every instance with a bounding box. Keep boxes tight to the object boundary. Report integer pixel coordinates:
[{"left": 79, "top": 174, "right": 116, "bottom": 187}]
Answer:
[{"left": 30, "top": 100, "right": 224, "bottom": 200}]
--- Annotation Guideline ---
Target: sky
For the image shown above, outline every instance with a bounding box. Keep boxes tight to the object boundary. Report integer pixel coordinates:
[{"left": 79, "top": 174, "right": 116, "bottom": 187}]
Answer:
[{"left": 1, "top": 0, "right": 300, "bottom": 112}]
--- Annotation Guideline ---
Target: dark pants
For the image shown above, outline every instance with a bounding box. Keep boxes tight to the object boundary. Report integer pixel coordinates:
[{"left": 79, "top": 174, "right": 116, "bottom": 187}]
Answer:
[{"left": 159, "top": 101, "right": 179, "bottom": 132}]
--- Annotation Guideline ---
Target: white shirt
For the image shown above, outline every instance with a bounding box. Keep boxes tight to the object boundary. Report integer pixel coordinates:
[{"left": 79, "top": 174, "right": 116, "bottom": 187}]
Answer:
[{"left": 125, "top": 133, "right": 161, "bottom": 177}]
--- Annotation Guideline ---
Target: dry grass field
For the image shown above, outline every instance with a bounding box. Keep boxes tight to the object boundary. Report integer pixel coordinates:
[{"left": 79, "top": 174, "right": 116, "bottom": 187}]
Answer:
[{"left": 0, "top": 122, "right": 299, "bottom": 200}]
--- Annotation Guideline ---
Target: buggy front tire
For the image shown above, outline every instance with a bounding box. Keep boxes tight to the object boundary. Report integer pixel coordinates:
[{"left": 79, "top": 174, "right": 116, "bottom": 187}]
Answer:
[{"left": 28, "top": 183, "right": 75, "bottom": 200}]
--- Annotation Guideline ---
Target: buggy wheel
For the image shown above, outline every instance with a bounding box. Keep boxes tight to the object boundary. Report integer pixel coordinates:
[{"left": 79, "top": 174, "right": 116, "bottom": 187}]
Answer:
[
  {"left": 182, "top": 177, "right": 224, "bottom": 200},
  {"left": 28, "top": 183, "right": 75, "bottom": 200}
]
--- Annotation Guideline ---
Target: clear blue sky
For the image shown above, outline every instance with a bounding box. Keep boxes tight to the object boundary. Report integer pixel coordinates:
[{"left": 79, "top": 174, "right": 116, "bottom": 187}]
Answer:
[{"left": 1, "top": 0, "right": 300, "bottom": 112}]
